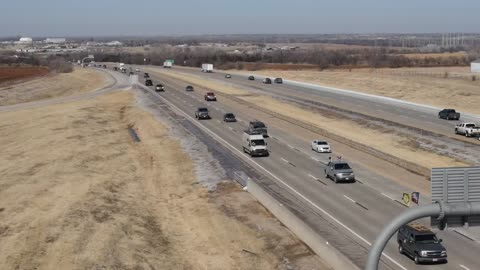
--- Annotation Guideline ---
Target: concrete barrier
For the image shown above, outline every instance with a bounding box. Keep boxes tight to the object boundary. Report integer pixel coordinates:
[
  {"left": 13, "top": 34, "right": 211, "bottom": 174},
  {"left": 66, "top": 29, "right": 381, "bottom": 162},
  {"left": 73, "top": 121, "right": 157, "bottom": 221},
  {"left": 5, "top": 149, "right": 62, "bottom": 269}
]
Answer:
[{"left": 247, "top": 179, "right": 360, "bottom": 270}]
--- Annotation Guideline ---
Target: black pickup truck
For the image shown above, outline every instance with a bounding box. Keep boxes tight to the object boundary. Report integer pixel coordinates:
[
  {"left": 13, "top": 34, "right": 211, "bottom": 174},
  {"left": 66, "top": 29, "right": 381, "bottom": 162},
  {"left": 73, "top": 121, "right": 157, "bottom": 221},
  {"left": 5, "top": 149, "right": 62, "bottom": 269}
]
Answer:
[
  {"left": 397, "top": 223, "right": 447, "bottom": 264},
  {"left": 438, "top": 109, "right": 460, "bottom": 120}
]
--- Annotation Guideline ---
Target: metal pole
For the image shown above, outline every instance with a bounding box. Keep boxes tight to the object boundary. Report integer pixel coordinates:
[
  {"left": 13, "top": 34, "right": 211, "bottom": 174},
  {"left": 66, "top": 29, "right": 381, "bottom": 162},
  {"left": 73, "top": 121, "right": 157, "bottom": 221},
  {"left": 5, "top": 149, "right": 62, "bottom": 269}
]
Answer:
[{"left": 365, "top": 202, "right": 480, "bottom": 270}]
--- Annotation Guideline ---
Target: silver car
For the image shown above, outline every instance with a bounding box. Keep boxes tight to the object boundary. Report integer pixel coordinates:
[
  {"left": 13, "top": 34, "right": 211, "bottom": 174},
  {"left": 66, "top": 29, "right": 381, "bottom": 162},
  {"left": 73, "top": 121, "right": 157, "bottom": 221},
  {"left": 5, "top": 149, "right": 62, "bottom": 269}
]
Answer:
[
  {"left": 325, "top": 160, "right": 355, "bottom": 183},
  {"left": 311, "top": 140, "right": 331, "bottom": 153}
]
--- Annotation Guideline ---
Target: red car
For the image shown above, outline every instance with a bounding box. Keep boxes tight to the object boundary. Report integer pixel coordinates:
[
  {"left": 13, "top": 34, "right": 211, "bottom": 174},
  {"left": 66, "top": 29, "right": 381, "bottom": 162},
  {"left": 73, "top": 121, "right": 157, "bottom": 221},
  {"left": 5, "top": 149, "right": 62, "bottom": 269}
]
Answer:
[{"left": 204, "top": 92, "right": 217, "bottom": 101}]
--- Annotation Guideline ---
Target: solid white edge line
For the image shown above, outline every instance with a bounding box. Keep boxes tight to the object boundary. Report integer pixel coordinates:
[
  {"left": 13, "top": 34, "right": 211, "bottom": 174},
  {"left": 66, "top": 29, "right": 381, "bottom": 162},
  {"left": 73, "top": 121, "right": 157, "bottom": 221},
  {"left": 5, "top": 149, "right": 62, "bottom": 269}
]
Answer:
[
  {"left": 381, "top": 193, "right": 395, "bottom": 201},
  {"left": 137, "top": 83, "right": 408, "bottom": 270},
  {"left": 343, "top": 195, "right": 356, "bottom": 203}
]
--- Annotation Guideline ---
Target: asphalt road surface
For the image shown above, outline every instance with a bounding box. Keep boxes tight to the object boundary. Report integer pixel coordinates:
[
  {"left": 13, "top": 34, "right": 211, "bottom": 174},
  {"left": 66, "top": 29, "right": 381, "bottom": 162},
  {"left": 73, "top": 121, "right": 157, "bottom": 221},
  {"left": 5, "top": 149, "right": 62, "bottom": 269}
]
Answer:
[
  {"left": 121, "top": 66, "right": 480, "bottom": 270},
  {"left": 170, "top": 67, "right": 480, "bottom": 146}
]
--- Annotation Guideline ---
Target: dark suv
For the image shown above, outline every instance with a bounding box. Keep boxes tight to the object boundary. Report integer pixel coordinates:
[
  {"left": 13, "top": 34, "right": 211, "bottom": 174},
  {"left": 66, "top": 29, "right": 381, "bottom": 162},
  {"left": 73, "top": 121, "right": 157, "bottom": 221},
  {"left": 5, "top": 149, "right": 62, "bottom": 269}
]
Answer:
[
  {"left": 397, "top": 223, "right": 447, "bottom": 264},
  {"left": 145, "top": 79, "right": 153, "bottom": 86}
]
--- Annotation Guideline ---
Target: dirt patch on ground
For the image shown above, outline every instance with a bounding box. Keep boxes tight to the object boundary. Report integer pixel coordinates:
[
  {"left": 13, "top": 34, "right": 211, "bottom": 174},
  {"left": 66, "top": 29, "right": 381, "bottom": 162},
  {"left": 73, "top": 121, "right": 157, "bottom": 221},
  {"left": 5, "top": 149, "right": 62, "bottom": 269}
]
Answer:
[
  {"left": 0, "top": 90, "right": 329, "bottom": 270},
  {"left": 150, "top": 68, "right": 467, "bottom": 170},
  {"left": 230, "top": 67, "right": 480, "bottom": 115},
  {"left": 0, "top": 66, "right": 49, "bottom": 84},
  {"left": 0, "top": 68, "right": 108, "bottom": 106}
]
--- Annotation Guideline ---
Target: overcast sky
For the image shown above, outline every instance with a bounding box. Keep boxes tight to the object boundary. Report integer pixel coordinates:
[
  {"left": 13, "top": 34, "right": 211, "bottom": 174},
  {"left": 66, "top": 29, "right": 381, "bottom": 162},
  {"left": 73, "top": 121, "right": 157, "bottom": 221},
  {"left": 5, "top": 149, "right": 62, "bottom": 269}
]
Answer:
[{"left": 1, "top": 0, "right": 478, "bottom": 37}]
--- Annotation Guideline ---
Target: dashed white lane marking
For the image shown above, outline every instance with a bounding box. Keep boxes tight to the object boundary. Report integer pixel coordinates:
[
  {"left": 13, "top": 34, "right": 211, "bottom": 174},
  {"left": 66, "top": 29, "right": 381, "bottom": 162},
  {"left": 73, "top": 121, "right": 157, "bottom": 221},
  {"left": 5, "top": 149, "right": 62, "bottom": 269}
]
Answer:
[
  {"left": 138, "top": 82, "right": 407, "bottom": 270},
  {"left": 281, "top": 158, "right": 290, "bottom": 164},
  {"left": 308, "top": 174, "right": 318, "bottom": 180},
  {"left": 343, "top": 195, "right": 356, "bottom": 203},
  {"left": 311, "top": 157, "right": 320, "bottom": 162},
  {"left": 460, "top": 265, "right": 471, "bottom": 270}
]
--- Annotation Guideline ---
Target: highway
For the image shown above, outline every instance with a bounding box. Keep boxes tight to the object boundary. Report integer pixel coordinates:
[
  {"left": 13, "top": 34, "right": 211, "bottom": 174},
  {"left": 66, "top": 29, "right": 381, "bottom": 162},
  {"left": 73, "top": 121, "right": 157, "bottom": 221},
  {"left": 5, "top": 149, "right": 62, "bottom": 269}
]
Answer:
[
  {"left": 121, "top": 66, "right": 480, "bottom": 270},
  {"left": 166, "top": 67, "right": 480, "bottom": 147}
]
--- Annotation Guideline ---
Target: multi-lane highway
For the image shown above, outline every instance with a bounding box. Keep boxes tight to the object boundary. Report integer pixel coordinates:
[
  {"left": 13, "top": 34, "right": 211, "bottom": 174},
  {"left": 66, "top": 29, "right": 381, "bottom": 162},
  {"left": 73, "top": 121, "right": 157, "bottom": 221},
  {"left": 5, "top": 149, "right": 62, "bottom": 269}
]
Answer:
[
  {"left": 109, "top": 65, "right": 480, "bottom": 270},
  {"left": 167, "top": 66, "right": 480, "bottom": 143}
]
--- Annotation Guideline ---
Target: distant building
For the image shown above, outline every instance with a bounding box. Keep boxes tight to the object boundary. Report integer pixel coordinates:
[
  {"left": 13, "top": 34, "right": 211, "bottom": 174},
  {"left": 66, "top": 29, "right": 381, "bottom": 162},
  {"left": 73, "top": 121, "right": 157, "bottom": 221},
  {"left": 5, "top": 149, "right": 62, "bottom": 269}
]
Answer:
[
  {"left": 17, "top": 37, "right": 33, "bottom": 44},
  {"left": 106, "top": 40, "right": 122, "bottom": 46},
  {"left": 45, "top": 38, "right": 66, "bottom": 44},
  {"left": 471, "top": 60, "right": 480, "bottom": 73}
]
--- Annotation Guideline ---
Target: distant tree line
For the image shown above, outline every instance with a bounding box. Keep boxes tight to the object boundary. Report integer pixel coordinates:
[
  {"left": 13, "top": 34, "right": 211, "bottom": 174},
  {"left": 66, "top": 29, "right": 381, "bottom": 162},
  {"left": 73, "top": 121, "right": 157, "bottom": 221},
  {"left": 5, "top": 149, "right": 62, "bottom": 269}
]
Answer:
[
  {"left": 66, "top": 46, "right": 478, "bottom": 70},
  {"left": 0, "top": 54, "right": 73, "bottom": 73}
]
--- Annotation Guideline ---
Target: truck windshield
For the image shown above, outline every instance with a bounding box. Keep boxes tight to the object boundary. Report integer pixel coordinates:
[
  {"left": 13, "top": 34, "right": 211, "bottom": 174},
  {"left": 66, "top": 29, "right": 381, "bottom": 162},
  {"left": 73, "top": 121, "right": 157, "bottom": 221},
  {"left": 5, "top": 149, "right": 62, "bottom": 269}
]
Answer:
[
  {"left": 252, "top": 122, "right": 265, "bottom": 128},
  {"left": 415, "top": 234, "right": 439, "bottom": 244},
  {"left": 251, "top": 140, "right": 265, "bottom": 146},
  {"left": 334, "top": 163, "right": 351, "bottom": 170}
]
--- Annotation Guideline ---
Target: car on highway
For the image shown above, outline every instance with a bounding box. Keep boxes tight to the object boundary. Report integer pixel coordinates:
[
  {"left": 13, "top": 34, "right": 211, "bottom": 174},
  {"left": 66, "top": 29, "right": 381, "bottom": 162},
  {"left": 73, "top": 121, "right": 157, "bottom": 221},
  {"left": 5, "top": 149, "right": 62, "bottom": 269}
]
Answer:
[
  {"left": 248, "top": 76, "right": 255, "bottom": 80},
  {"left": 102, "top": 65, "right": 107, "bottom": 69},
  {"left": 262, "top": 78, "right": 272, "bottom": 84},
  {"left": 397, "top": 223, "right": 447, "bottom": 264},
  {"left": 135, "top": 68, "right": 140, "bottom": 72},
  {"left": 223, "top": 113, "right": 237, "bottom": 122},
  {"left": 311, "top": 140, "right": 331, "bottom": 153},
  {"left": 248, "top": 121, "right": 268, "bottom": 137},
  {"left": 113, "top": 67, "right": 118, "bottom": 71},
  {"left": 455, "top": 123, "right": 480, "bottom": 137},
  {"left": 325, "top": 160, "right": 355, "bottom": 183},
  {"left": 274, "top": 78, "right": 283, "bottom": 84},
  {"left": 144, "top": 72, "right": 150, "bottom": 78},
  {"left": 155, "top": 84, "right": 164, "bottom": 92},
  {"left": 195, "top": 107, "right": 210, "bottom": 120},
  {"left": 145, "top": 79, "right": 153, "bottom": 86},
  {"left": 438, "top": 109, "right": 460, "bottom": 120},
  {"left": 204, "top": 92, "right": 217, "bottom": 101},
  {"left": 225, "top": 74, "right": 232, "bottom": 78},
  {"left": 242, "top": 131, "right": 269, "bottom": 157},
  {"left": 129, "top": 71, "right": 134, "bottom": 75},
  {"left": 185, "top": 85, "right": 194, "bottom": 91}
]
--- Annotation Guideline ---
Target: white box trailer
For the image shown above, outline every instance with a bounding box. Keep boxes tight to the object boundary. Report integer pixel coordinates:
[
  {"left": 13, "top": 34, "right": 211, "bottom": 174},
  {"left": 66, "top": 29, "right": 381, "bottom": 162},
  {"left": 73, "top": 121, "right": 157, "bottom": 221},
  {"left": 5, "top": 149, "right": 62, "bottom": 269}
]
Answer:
[
  {"left": 201, "top": 63, "right": 213, "bottom": 73},
  {"left": 163, "top": 61, "right": 173, "bottom": 68}
]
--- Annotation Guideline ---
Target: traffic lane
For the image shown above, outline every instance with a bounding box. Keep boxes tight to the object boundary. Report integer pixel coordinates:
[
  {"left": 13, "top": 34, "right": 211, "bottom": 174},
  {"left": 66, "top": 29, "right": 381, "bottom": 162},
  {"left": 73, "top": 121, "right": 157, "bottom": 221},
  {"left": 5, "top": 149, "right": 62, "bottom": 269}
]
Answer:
[
  {"left": 140, "top": 65, "right": 478, "bottom": 270},
  {"left": 151, "top": 82, "right": 412, "bottom": 270},
  {"left": 145, "top": 73, "right": 480, "bottom": 269},
  {"left": 173, "top": 67, "right": 474, "bottom": 142},
  {"left": 155, "top": 71, "right": 434, "bottom": 201}
]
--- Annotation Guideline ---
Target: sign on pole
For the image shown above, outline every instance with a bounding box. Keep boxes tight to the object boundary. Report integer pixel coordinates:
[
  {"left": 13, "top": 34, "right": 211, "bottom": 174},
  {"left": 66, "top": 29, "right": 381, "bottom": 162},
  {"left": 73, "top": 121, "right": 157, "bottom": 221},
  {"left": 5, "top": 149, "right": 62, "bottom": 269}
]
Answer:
[
  {"left": 402, "top": 193, "right": 410, "bottom": 206},
  {"left": 411, "top": 192, "right": 420, "bottom": 204},
  {"left": 431, "top": 166, "right": 480, "bottom": 229}
]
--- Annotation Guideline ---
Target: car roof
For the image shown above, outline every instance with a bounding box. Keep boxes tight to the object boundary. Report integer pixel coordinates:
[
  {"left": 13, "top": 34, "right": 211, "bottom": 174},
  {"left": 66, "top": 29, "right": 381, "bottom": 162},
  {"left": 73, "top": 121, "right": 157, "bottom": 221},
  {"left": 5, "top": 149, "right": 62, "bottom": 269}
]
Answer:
[
  {"left": 405, "top": 223, "right": 435, "bottom": 235},
  {"left": 330, "top": 160, "right": 349, "bottom": 165}
]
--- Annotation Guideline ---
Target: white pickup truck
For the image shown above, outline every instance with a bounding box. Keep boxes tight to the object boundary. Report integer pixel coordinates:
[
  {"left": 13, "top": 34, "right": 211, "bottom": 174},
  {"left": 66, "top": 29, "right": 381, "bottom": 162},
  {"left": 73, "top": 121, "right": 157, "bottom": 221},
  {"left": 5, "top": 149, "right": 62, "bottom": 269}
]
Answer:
[{"left": 455, "top": 123, "right": 480, "bottom": 137}]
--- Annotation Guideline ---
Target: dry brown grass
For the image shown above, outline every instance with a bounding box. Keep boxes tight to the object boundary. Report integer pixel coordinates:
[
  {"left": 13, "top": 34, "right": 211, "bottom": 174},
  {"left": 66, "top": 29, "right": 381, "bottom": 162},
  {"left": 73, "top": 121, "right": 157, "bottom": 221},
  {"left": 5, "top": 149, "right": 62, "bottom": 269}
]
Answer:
[
  {"left": 0, "top": 68, "right": 108, "bottom": 106},
  {"left": 0, "top": 90, "right": 329, "bottom": 270}
]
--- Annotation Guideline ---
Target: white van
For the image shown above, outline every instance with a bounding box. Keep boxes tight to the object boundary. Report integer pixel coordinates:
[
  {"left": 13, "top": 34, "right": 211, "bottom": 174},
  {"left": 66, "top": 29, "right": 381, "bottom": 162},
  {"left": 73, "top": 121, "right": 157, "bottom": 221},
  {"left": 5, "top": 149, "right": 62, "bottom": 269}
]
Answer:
[{"left": 242, "top": 131, "right": 269, "bottom": 157}]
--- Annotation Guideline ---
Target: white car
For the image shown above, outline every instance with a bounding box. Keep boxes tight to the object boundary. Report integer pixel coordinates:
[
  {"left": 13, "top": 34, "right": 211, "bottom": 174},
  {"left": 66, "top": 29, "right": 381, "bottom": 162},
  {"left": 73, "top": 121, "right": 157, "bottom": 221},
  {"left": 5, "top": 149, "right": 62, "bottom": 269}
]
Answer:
[
  {"left": 135, "top": 68, "right": 140, "bottom": 72},
  {"left": 311, "top": 140, "right": 331, "bottom": 153}
]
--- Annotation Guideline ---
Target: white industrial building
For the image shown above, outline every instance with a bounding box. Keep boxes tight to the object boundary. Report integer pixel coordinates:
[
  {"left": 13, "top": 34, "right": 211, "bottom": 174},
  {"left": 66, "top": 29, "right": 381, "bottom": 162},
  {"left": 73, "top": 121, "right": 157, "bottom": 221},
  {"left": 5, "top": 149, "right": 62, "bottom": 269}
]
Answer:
[
  {"left": 17, "top": 37, "right": 33, "bottom": 44},
  {"left": 471, "top": 60, "right": 480, "bottom": 73},
  {"left": 45, "top": 38, "right": 66, "bottom": 44}
]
